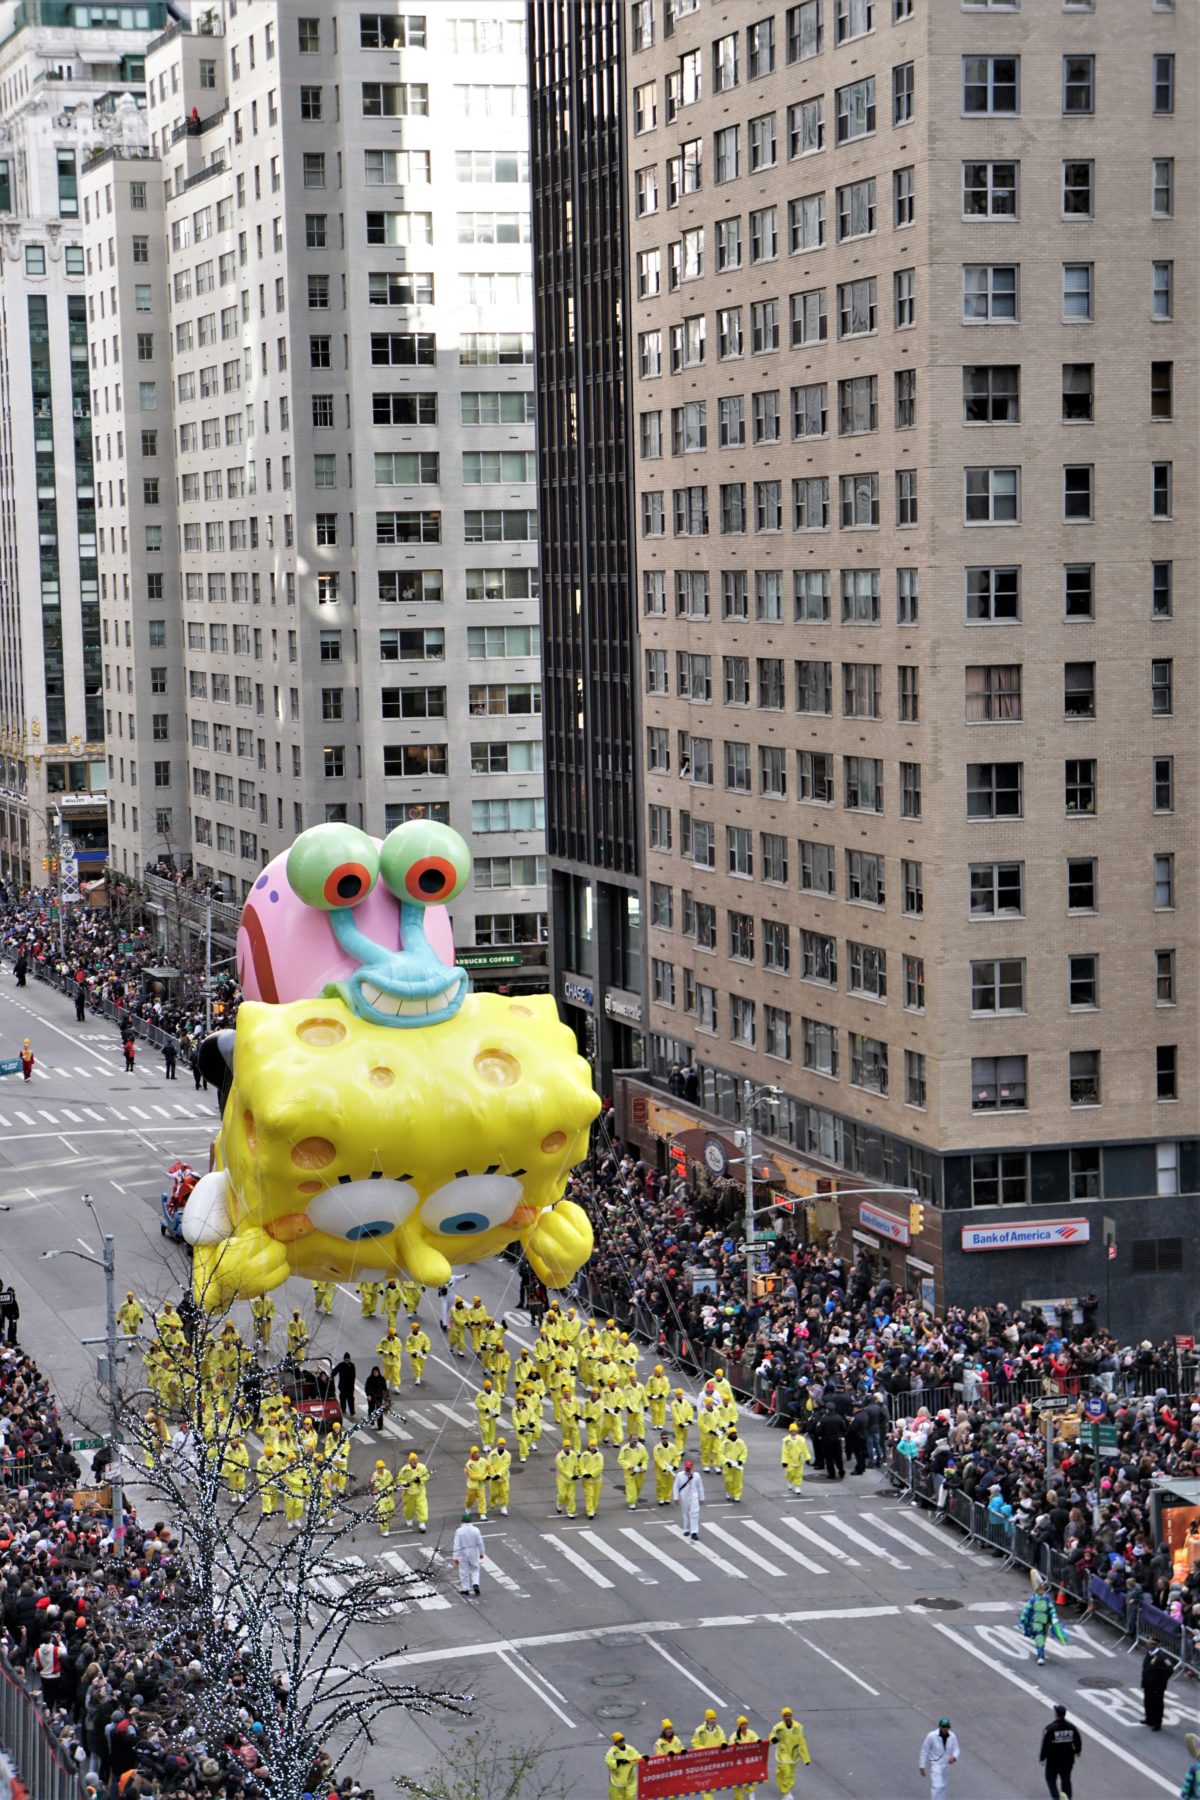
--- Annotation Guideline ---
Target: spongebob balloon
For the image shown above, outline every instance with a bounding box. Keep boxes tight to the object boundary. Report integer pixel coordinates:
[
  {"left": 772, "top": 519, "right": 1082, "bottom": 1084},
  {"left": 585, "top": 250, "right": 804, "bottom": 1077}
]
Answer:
[{"left": 184, "top": 821, "right": 598, "bottom": 1307}]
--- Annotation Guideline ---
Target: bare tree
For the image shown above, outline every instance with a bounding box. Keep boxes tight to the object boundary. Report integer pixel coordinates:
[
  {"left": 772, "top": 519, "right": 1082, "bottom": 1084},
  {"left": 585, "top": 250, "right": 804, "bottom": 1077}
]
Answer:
[
  {"left": 395, "top": 1733, "right": 569, "bottom": 1800},
  {"left": 117, "top": 1275, "right": 468, "bottom": 1798}
]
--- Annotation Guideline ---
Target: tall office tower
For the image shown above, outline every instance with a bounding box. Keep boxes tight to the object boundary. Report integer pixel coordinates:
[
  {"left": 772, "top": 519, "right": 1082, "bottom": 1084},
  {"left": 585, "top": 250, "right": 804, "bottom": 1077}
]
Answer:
[
  {"left": 528, "top": 1, "right": 642, "bottom": 1086},
  {"left": 623, "top": 0, "right": 1197, "bottom": 1287},
  {"left": 0, "top": 0, "right": 165, "bottom": 889},
  {"left": 82, "top": 3, "right": 549, "bottom": 976}
]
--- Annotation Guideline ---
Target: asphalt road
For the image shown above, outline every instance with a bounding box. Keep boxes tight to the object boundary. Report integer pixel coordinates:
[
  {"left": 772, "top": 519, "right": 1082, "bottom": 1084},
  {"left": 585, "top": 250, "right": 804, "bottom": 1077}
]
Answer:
[{"left": 0, "top": 971, "right": 1193, "bottom": 1797}]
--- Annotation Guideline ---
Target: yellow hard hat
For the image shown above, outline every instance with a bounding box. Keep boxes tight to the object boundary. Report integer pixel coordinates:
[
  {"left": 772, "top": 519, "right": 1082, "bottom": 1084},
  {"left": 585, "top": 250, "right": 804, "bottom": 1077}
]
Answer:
[
  {"left": 654, "top": 1365, "right": 663, "bottom": 1374},
  {"left": 705, "top": 1709, "right": 717, "bottom": 1721},
  {"left": 472, "top": 1296, "right": 481, "bottom": 1304},
  {"left": 408, "top": 1451, "right": 418, "bottom": 1462},
  {"left": 484, "top": 1380, "right": 492, "bottom": 1389},
  {"left": 661, "top": 1719, "right": 673, "bottom": 1731},
  {"left": 469, "top": 1445, "right": 479, "bottom": 1454},
  {"left": 716, "top": 1367, "right": 725, "bottom": 1378},
  {"left": 611, "top": 1732, "right": 625, "bottom": 1744},
  {"left": 375, "top": 1459, "right": 385, "bottom": 1469},
  {"left": 737, "top": 1716, "right": 748, "bottom": 1727},
  {"left": 497, "top": 1436, "right": 506, "bottom": 1446},
  {"left": 781, "top": 1706, "right": 793, "bottom": 1718},
  {"left": 126, "top": 1290, "right": 135, "bottom": 1299},
  {"left": 675, "top": 1387, "right": 683, "bottom": 1396},
  {"left": 789, "top": 1422, "right": 799, "bottom": 1434}
]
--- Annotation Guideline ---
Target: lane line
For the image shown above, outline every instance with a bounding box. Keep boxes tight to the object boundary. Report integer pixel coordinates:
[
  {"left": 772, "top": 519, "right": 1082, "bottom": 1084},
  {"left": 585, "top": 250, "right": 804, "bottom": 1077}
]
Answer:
[
  {"left": 886, "top": 1507, "right": 957, "bottom": 1549},
  {"left": 780, "top": 1516, "right": 861, "bottom": 1566},
  {"left": 620, "top": 1528, "right": 700, "bottom": 1584},
  {"left": 741, "top": 1518, "right": 827, "bottom": 1575},
  {"left": 928, "top": 1622, "right": 1177, "bottom": 1796},
  {"left": 60, "top": 1109, "right": 81, "bottom": 1123},
  {"left": 645, "top": 1636, "right": 726, "bottom": 1707},
  {"left": 543, "top": 1532, "right": 614, "bottom": 1589},
  {"left": 668, "top": 1527, "right": 747, "bottom": 1580},
  {"left": 36, "top": 1110, "right": 58, "bottom": 1123},
  {"left": 577, "top": 1528, "right": 646, "bottom": 1578},
  {"left": 816, "top": 1513, "right": 909, "bottom": 1569},
  {"left": 377, "top": 1548, "right": 450, "bottom": 1612},
  {"left": 704, "top": 1519, "right": 788, "bottom": 1578},
  {"left": 795, "top": 1634, "right": 880, "bottom": 1696},
  {"left": 15, "top": 1112, "right": 33, "bottom": 1125},
  {"left": 128, "top": 1106, "right": 150, "bottom": 1120},
  {"left": 151, "top": 1105, "right": 172, "bottom": 1119},
  {"left": 497, "top": 1648, "right": 575, "bottom": 1730},
  {"left": 861, "top": 1511, "right": 936, "bottom": 1560}
]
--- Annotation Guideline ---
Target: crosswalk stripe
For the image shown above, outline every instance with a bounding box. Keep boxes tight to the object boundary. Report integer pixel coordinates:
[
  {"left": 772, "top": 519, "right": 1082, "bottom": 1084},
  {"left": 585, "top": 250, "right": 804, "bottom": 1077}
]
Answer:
[
  {"left": 129, "top": 1106, "right": 150, "bottom": 1120},
  {"left": 0, "top": 1114, "right": 8, "bottom": 1128},
  {"left": 544, "top": 1531, "right": 614, "bottom": 1589},
  {"left": 704, "top": 1520, "right": 787, "bottom": 1578},
  {"left": 32, "top": 1067, "right": 49, "bottom": 1080},
  {"left": 885, "top": 1506, "right": 954, "bottom": 1549},
  {"left": 406, "top": 1409, "right": 437, "bottom": 1431},
  {"left": 152, "top": 1105, "right": 172, "bottom": 1118},
  {"left": 107, "top": 1108, "right": 125, "bottom": 1121},
  {"left": 779, "top": 1516, "right": 860, "bottom": 1566},
  {"left": 433, "top": 1544, "right": 521, "bottom": 1595},
  {"left": 15, "top": 1112, "right": 33, "bottom": 1125},
  {"left": 742, "top": 1518, "right": 826, "bottom": 1575},
  {"left": 380, "top": 1417, "right": 412, "bottom": 1443},
  {"left": 816, "top": 1514, "right": 908, "bottom": 1569},
  {"left": 173, "top": 1104, "right": 193, "bottom": 1116},
  {"left": 337, "top": 1553, "right": 407, "bottom": 1616},
  {"left": 619, "top": 1528, "right": 699, "bottom": 1583},
  {"left": 432, "top": 1401, "right": 475, "bottom": 1431},
  {"left": 578, "top": 1528, "right": 645, "bottom": 1578},
  {"left": 74, "top": 1067, "right": 95, "bottom": 1079},
  {"left": 60, "top": 1109, "right": 81, "bottom": 1123},
  {"left": 378, "top": 1549, "right": 451, "bottom": 1612},
  {"left": 312, "top": 1573, "right": 347, "bottom": 1602},
  {"left": 668, "top": 1526, "right": 747, "bottom": 1580},
  {"left": 862, "top": 1512, "right": 936, "bottom": 1560},
  {"left": 37, "top": 1110, "right": 57, "bottom": 1123},
  {"left": 82, "top": 1107, "right": 105, "bottom": 1122}
]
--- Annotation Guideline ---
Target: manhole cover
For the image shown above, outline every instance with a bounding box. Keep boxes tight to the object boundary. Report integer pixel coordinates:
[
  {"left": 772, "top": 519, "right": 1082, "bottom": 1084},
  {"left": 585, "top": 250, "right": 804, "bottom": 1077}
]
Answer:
[
  {"left": 1078, "top": 1677, "right": 1124, "bottom": 1690},
  {"left": 911, "top": 1597, "right": 963, "bottom": 1611},
  {"left": 593, "top": 1673, "right": 636, "bottom": 1689},
  {"left": 603, "top": 1634, "right": 638, "bottom": 1650},
  {"left": 596, "top": 1703, "right": 640, "bottom": 1721}
]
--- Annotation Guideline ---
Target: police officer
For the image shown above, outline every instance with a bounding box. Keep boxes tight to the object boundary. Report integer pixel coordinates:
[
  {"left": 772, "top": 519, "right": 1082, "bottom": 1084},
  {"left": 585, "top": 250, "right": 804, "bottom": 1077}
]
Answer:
[{"left": 1038, "top": 1704, "right": 1081, "bottom": 1800}]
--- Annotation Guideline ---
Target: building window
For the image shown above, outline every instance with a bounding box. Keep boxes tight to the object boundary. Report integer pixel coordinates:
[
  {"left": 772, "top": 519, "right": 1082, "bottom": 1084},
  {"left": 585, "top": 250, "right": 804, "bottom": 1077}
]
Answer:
[
  {"left": 902, "top": 859, "right": 924, "bottom": 917},
  {"left": 788, "top": 97, "right": 824, "bottom": 158},
  {"left": 893, "top": 62, "right": 914, "bottom": 124},
  {"left": 1069, "top": 1049, "right": 1100, "bottom": 1107},
  {"left": 1151, "top": 658, "right": 1173, "bottom": 716},
  {"left": 1065, "top": 758, "right": 1096, "bottom": 814},
  {"left": 963, "top": 161, "right": 1018, "bottom": 217},
  {"left": 1062, "top": 160, "right": 1093, "bottom": 217},
  {"left": 1152, "top": 157, "right": 1174, "bottom": 219},
  {"left": 968, "top": 762, "right": 1022, "bottom": 819},
  {"left": 1068, "top": 953, "right": 1098, "bottom": 1009},
  {"left": 1153, "top": 756, "right": 1174, "bottom": 814},
  {"left": 836, "top": 179, "right": 876, "bottom": 241},
  {"left": 1152, "top": 262, "right": 1173, "bottom": 320},
  {"left": 964, "top": 264, "right": 1017, "bottom": 322},
  {"left": 1063, "top": 464, "right": 1093, "bottom": 521},
  {"left": 1152, "top": 462, "right": 1172, "bottom": 518},
  {"left": 836, "top": 77, "right": 875, "bottom": 143},
  {"left": 905, "top": 1051, "right": 926, "bottom": 1109},
  {"left": 965, "top": 467, "right": 1018, "bottom": 524},
  {"left": 893, "top": 165, "right": 915, "bottom": 227},
  {"left": 1063, "top": 54, "right": 1094, "bottom": 114},
  {"left": 1064, "top": 662, "right": 1095, "bottom": 719},
  {"left": 803, "top": 1019, "right": 838, "bottom": 1079},
  {"left": 1062, "top": 364, "right": 1093, "bottom": 422},
  {"left": 894, "top": 268, "right": 915, "bottom": 328},
  {"left": 849, "top": 1033, "right": 888, "bottom": 1095},
  {"left": 970, "top": 958, "right": 1025, "bottom": 1014},
  {"left": 1153, "top": 52, "right": 1174, "bottom": 115},
  {"left": 971, "top": 1154, "right": 1028, "bottom": 1208},
  {"left": 972, "top": 1055, "right": 1027, "bottom": 1111},
  {"left": 1063, "top": 263, "right": 1093, "bottom": 321},
  {"left": 963, "top": 56, "right": 1019, "bottom": 115}
]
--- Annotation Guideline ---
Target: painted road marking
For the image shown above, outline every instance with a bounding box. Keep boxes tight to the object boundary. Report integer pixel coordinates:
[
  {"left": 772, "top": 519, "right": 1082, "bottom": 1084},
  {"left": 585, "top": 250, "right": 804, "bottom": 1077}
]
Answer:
[
  {"left": 544, "top": 1532, "right": 614, "bottom": 1589},
  {"left": 620, "top": 1528, "right": 700, "bottom": 1584}
]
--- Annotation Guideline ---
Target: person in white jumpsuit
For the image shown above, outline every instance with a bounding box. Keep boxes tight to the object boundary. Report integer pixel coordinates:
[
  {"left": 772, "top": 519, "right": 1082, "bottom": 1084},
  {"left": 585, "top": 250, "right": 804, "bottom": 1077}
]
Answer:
[
  {"left": 918, "top": 1719, "right": 960, "bottom": 1797},
  {"left": 453, "top": 1510, "right": 486, "bottom": 1596},
  {"left": 672, "top": 1459, "right": 705, "bottom": 1539}
]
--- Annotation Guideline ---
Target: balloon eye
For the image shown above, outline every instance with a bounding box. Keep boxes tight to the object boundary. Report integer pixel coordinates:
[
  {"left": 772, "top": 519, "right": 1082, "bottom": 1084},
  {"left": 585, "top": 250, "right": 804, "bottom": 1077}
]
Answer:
[
  {"left": 406, "top": 857, "right": 457, "bottom": 903},
  {"left": 380, "top": 821, "right": 471, "bottom": 907},
  {"left": 436, "top": 1212, "right": 490, "bottom": 1236},
  {"left": 346, "top": 1221, "right": 393, "bottom": 1242},
  {"left": 420, "top": 1174, "right": 523, "bottom": 1237},
  {"left": 324, "top": 862, "right": 374, "bottom": 907}
]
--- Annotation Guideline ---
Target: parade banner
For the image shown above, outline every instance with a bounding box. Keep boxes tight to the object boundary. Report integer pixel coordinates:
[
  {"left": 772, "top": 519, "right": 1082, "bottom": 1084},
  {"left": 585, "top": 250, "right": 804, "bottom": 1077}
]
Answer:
[{"left": 637, "top": 1742, "right": 769, "bottom": 1798}]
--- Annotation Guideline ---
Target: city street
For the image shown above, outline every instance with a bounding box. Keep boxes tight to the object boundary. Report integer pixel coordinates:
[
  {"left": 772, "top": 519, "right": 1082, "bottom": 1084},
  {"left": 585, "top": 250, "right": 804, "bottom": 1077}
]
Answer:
[{"left": 0, "top": 971, "right": 1193, "bottom": 1796}]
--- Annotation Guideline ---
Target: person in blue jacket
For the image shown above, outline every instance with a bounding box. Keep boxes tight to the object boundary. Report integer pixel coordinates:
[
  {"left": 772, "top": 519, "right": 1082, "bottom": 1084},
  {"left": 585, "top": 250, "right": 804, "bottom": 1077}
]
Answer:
[{"left": 1020, "top": 1581, "right": 1065, "bottom": 1667}]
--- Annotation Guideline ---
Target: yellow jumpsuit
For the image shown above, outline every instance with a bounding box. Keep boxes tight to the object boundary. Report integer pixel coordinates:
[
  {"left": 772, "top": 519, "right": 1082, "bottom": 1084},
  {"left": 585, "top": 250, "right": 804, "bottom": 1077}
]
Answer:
[
  {"left": 398, "top": 1459, "right": 430, "bottom": 1530},
  {"left": 672, "top": 1396, "right": 695, "bottom": 1454},
  {"left": 782, "top": 1434, "right": 813, "bottom": 1493},
  {"left": 691, "top": 1721, "right": 727, "bottom": 1800},
  {"left": 312, "top": 1279, "right": 335, "bottom": 1315},
  {"left": 286, "top": 1314, "right": 309, "bottom": 1359},
  {"left": 578, "top": 1445, "right": 604, "bottom": 1519},
  {"left": 448, "top": 1302, "right": 469, "bottom": 1356},
  {"left": 283, "top": 1461, "right": 310, "bottom": 1528},
  {"left": 730, "top": 1726, "right": 760, "bottom": 1800},
  {"left": 513, "top": 1354, "right": 538, "bottom": 1395},
  {"left": 378, "top": 1335, "right": 404, "bottom": 1390},
  {"left": 475, "top": 1387, "right": 501, "bottom": 1448},
  {"left": 491, "top": 1347, "right": 512, "bottom": 1394},
  {"left": 722, "top": 1435, "right": 748, "bottom": 1501},
  {"left": 465, "top": 1300, "right": 489, "bottom": 1352},
  {"left": 655, "top": 1733, "right": 686, "bottom": 1757},
  {"left": 618, "top": 1441, "right": 648, "bottom": 1508},
  {"left": 382, "top": 1283, "right": 403, "bottom": 1329},
  {"left": 768, "top": 1719, "right": 811, "bottom": 1795},
  {"left": 698, "top": 1405, "right": 723, "bottom": 1470},
  {"left": 400, "top": 1279, "right": 421, "bottom": 1314},
  {"left": 358, "top": 1281, "right": 381, "bottom": 1319},
  {"left": 646, "top": 1373, "right": 670, "bottom": 1429},
  {"left": 406, "top": 1328, "right": 430, "bottom": 1385},
  {"left": 325, "top": 1432, "right": 350, "bottom": 1501},
  {"left": 605, "top": 1742, "right": 641, "bottom": 1799},
  {"left": 555, "top": 1446, "right": 579, "bottom": 1516},
  {"left": 118, "top": 1297, "right": 144, "bottom": 1337},
  {"left": 487, "top": 1444, "right": 511, "bottom": 1514},
  {"left": 250, "top": 1294, "right": 275, "bottom": 1346},
  {"left": 654, "top": 1438, "right": 681, "bottom": 1503},
  {"left": 512, "top": 1396, "right": 538, "bottom": 1462},
  {"left": 602, "top": 1385, "right": 626, "bottom": 1446},
  {"left": 222, "top": 1438, "right": 250, "bottom": 1494},
  {"left": 623, "top": 1382, "right": 648, "bottom": 1441},
  {"left": 258, "top": 1449, "right": 285, "bottom": 1518},
  {"left": 373, "top": 1466, "right": 396, "bottom": 1535},
  {"left": 464, "top": 1453, "right": 490, "bottom": 1519},
  {"left": 560, "top": 1394, "right": 582, "bottom": 1451}
]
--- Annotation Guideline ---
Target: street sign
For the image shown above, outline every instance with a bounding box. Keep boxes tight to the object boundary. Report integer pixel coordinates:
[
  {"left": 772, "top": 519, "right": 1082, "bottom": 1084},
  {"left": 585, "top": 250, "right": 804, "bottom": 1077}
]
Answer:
[
  {"left": 1085, "top": 1396, "right": 1107, "bottom": 1419},
  {"left": 0, "top": 1059, "right": 20, "bottom": 1077},
  {"left": 1035, "top": 1394, "right": 1077, "bottom": 1412},
  {"left": 72, "top": 1437, "right": 104, "bottom": 1452},
  {"left": 1090, "top": 1422, "right": 1119, "bottom": 1455}
]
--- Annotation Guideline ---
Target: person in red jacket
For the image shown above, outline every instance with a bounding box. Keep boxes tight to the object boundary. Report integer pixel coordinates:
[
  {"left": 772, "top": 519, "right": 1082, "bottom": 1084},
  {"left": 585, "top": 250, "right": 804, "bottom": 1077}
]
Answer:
[{"left": 18, "top": 1040, "right": 33, "bottom": 1081}]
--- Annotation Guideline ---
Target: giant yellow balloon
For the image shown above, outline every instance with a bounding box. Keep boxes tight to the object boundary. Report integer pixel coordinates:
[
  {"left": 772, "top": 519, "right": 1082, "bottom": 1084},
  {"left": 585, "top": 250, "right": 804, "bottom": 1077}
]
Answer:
[{"left": 184, "top": 821, "right": 598, "bottom": 1307}]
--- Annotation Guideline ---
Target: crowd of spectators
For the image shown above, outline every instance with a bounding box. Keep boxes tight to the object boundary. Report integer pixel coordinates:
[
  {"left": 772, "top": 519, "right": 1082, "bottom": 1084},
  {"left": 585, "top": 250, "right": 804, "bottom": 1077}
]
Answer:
[
  {"left": 0, "top": 1337, "right": 371, "bottom": 1799},
  {"left": 576, "top": 1138, "right": 1200, "bottom": 1637},
  {"left": 0, "top": 887, "right": 240, "bottom": 1067}
]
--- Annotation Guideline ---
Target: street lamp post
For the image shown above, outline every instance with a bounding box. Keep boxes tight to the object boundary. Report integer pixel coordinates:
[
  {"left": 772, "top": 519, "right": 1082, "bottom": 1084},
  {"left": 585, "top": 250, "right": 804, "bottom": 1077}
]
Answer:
[
  {"left": 42, "top": 1193, "right": 125, "bottom": 1558},
  {"left": 740, "top": 1077, "right": 782, "bottom": 1260},
  {"left": 204, "top": 881, "right": 225, "bottom": 1034}
]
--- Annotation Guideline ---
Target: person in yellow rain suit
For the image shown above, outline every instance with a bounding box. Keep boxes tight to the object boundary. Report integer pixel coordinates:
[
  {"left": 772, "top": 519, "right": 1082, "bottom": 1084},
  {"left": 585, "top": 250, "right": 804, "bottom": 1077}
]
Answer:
[
  {"left": 250, "top": 1292, "right": 275, "bottom": 1348},
  {"left": 512, "top": 1390, "right": 538, "bottom": 1463},
  {"left": 222, "top": 1433, "right": 250, "bottom": 1496},
  {"left": 257, "top": 1444, "right": 286, "bottom": 1519},
  {"left": 602, "top": 1381, "right": 626, "bottom": 1447},
  {"left": 730, "top": 1716, "right": 760, "bottom": 1800},
  {"left": 618, "top": 1432, "right": 648, "bottom": 1509},
  {"left": 532, "top": 1330, "right": 556, "bottom": 1378},
  {"left": 559, "top": 1387, "right": 581, "bottom": 1451},
  {"left": 691, "top": 1711, "right": 727, "bottom": 1800},
  {"left": 654, "top": 1431, "right": 681, "bottom": 1504},
  {"left": 672, "top": 1388, "right": 695, "bottom": 1454},
  {"left": 487, "top": 1437, "right": 511, "bottom": 1516},
  {"left": 283, "top": 1454, "right": 310, "bottom": 1529},
  {"left": 299, "top": 1416, "right": 320, "bottom": 1459},
  {"left": 464, "top": 1445, "right": 490, "bottom": 1520},
  {"left": 646, "top": 1365, "right": 670, "bottom": 1430},
  {"left": 513, "top": 1348, "right": 538, "bottom": 1394},
  {"left": 698, "top": 1397, "right": 723, "bottom": 1471},
  {"left": 655, "top": 1720, "right": 686, "bottom": 1756},
  {"left": 578, "top": 1328, "right": 600, "bottom": 1387},
  {"left": 358, "top": 1280, "right": 381, "bottom": 1320},
  {"left": 554, "top": 1442, "right": 579, "bottom": 1517},
  {"left": 405, "top": 1321, "right": 430, "bottom": 1386},
  {"left": 465, "top": 1296, "right": 489, "bottom": 1354},
  {"left": 156, "top": 1301, "right": 185, "bottom": 1350},
  {"left": 560, "top": 1306, "right": 581, "bottom": 1351},
  {"left": 481, "top": 1320, "right": 506, "bottom": 1382},
  {"left": 286, "top": 1309, "right": 309, "bottom": 1360},
  {"left": 721, "top": 1427, "right": 748, "bottom": 1503},
  {"left": 448, "top": 1296, "right": 470, "bottom": 1358},
  {"left": 578, "top": 1439, "right": 604, "bottom": 1520},
  {"left": 782, "top": 1423, "right": 813, "bottom": 1495},
  {"left": 373, "top": 1460, "right": 396, "bottom": 1536},
  {"left": 312, "top": 1279, "right": 335, "bottom": 1316},
  {"left": 615, "top": 1332, "right": 639, "bottom": 1386},
  {"left": 768, "top": 1708, "right": 811, "bottom": 1795},
  {"left": 547, "top": 1361, "right": 572, "bottom": 1420},
  {"left": 490, "top": 1336, "right": 512, "bottom": 1395},
  {"left": 381, "top": 1280, "right": 403, "bottom": 1331},
  {"left": 325, "top": 1422, "right": 350, "bottom": 1502},
  {"left": 398, "top": 1451, "right": 430, "bottom": 1533},
  {"left": 581, "top": 1386, "right": 604, "bottom": 1446},
  {"left": 378, "top": 1328, "right": 404, "bottom": 1392},
  {"left": 474, "top": 1379, "right": 501, "bottom": 1448},
  {"left": 118, "top": 1291, "right": 144, "bottom": 1338},
  {"left": 713, "top": 1367, "right": 736, "bottom": 1408},
  {"left": 623, "top": 1377, "right": 648, "bottom": 1442},
  {"left": 400, "top": 1277, "right": 421, "bottom": 1316},
  {"left": 605, "top": 1732, "right": 641, "bottom": 1800}
]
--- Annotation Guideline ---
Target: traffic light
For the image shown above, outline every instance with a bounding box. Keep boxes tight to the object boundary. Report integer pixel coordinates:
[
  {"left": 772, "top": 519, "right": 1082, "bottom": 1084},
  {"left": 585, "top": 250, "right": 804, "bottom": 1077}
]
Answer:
[{"left": 909, "top": 1201, "right": 925, "bottom": 1235}]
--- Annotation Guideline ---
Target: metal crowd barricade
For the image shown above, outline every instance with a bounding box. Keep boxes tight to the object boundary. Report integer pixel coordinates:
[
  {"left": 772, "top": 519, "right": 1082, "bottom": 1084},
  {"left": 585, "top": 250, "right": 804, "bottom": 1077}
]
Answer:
[{"left": 0, "top": 1654, "right": 84, "bottom": 1799}]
